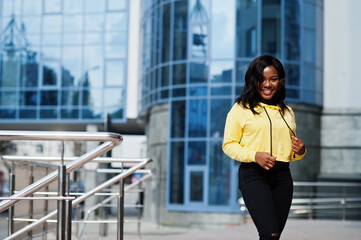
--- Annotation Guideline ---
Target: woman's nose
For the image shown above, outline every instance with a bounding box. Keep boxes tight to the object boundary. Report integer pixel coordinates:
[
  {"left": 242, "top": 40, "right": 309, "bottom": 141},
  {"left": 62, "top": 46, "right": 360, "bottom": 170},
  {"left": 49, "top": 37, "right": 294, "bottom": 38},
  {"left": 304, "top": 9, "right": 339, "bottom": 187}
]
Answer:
[{"left": 263, "top": 80, "right": 271, "bottom": 87}]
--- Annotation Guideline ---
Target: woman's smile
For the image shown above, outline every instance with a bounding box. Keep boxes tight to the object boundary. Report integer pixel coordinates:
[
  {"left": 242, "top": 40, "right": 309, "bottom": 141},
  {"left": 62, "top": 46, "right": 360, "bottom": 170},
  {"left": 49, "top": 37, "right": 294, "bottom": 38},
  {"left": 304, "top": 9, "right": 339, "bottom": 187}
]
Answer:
[{"left": 257, "top": 65, "right": 280, "bottom": 104}]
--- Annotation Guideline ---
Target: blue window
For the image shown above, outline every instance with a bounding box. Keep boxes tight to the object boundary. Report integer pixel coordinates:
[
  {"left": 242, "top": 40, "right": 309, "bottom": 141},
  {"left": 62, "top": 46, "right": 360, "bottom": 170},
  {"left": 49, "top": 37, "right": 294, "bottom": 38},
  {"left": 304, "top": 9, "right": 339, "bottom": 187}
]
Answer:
[
  {"left": 188, "top": 99, "right": 207, "bottom": 137},
  {"left": 170, "top": 141, "right": 185, "bottom": 204}
]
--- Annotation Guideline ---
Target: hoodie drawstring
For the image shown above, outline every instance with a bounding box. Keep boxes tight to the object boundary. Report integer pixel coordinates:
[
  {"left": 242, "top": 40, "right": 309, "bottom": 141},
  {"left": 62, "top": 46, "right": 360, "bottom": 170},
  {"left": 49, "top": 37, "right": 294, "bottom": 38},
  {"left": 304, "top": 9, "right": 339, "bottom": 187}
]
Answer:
[
  {"left": 263, "top": 107, "right": 272, "bottom": 156},
  {"left": 263, "top": 107, "right": 297, "bottom": 158},
  {"left": 279, "top": 110, "right": 296, "bottom": 158}
]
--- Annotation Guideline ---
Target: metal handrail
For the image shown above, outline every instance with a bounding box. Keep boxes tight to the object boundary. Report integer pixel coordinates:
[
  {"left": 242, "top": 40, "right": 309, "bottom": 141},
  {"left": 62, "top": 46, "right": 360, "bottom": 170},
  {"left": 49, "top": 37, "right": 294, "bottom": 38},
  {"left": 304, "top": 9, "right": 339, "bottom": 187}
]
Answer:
[
  {"left": 2, "top": 155, "right": 150, "bottom": 163},
  {"left": 5, "top": 158, "right": 152, "bottom": 240},
  {"left": 294, "top": 181, "right": 361, "bottom": 187},
  {"left": 0, "top": 130, "right": 122, "bottom": 142},
  {"left": 0, "top": 131, "right": 122, "bottom": 213},
  {"left": 77, "top": 171, "right": 154, "bottom": 239}
]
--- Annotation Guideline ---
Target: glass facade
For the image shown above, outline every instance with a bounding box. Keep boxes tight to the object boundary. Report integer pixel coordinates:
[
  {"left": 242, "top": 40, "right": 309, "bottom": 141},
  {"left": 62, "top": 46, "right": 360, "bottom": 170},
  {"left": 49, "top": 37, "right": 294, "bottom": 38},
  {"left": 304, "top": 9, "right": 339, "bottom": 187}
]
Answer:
[
  {"left": 0, "top": 0, "right": 129, "bottom": 122},
  {"left": 141, "top": 0, "right": 322, "bottom": 212}
]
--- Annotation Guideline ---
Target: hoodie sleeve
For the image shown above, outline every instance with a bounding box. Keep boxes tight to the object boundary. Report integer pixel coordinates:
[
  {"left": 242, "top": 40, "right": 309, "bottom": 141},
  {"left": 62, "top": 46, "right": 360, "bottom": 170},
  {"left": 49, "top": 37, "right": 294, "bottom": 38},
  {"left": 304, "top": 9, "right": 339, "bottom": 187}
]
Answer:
[
  {"left": 222, "top": 104, "right": 257, "bottom": 162},
  {"left": 289, "top": 107, "right": 306, "bottom": 161}
]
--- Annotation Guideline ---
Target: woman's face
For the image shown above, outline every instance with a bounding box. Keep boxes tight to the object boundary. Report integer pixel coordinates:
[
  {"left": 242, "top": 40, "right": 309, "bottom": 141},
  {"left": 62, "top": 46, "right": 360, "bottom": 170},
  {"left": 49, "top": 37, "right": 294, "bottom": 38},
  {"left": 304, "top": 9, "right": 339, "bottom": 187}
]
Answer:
[{"left": 257, "top": 65, "right": 280, "bottom": 104}]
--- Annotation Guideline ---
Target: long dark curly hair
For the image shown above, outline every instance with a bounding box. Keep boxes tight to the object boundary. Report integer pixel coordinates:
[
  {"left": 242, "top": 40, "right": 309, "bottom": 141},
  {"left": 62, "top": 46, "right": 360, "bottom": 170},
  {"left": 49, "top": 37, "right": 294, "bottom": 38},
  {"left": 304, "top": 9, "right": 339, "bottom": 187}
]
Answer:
[{"left": 236, "top": 55, "right": 289, "bottom": 114}]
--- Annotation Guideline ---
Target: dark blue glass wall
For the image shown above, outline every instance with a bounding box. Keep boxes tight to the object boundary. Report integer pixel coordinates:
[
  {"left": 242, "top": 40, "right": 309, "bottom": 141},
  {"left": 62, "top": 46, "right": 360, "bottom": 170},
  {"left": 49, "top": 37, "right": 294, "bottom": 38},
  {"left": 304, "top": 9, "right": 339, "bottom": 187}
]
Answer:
[{"left": 0, "top": 0, "right": 129, "bottom": 122}]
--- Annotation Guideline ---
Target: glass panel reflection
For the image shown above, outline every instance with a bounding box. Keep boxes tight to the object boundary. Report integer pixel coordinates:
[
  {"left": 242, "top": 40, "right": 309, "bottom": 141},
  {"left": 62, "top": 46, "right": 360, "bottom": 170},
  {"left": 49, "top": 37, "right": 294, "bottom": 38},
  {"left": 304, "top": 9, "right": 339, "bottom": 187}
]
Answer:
[
  {"left": 43, "top": 15, "right": 62, "bottom": 33},
  {"left": 42, "top": 62, "right": 59, "bottom": 86},
  {"left": 188, "top": 141, "right": 206, "bottom": 165},
  {"left": 41, "top": 91, "right": 58, "bottom": 106},
  {"left": 0, "top": 109, "right": 16, "bottom": 118},
  {"left": 211, "top": 0, "right": 235, "bottom": 59},
  {"left": 85, "top": 14, "right": 105, "bottom": 31},
  {"left": 104, "top": 88, "right": 123, "bottom": 108},
  {"left": 173, "top": 88, "right": 186, "bottom": 97},
  {"left": 44, "top": 0, "right": 62, "bottom": 13},
  {"left": 64, "top": 0, "right": 83, "bottom": 14},
  {"left": 162, "top": 3, "right": 171, "bottom": 62},
  {"left": 106, "top": 12, "right": 127, "bottom": 31},
  {"left": 107, "top": 0, "right": 126, "bottom": 10},
  {"left": 170, "top": 141, "right": 185, "bottom": 204},
  {"left": 20, "top": 109, "right": 36, "bottom": 119},
  {"left": 173, "top": 64, "right": 186, "bottom": 85},
  {"left": 285, "top": 64, "right": 299, "bottom": 86},
  {"left": 105, "top": 60, "right": 124, "bottom": 86},
  {"left": 284, "top": 0, "right": 300, "bottom": 60},
  {"left": 61, "top": 109, "right": 79, "bottom": 119},
  {"left": 190, "top": 87, "right": 207, "bottom": 96},
  {"left": 21, "top": 62, "right": 39, "bottom": 87},
  {"left": 84, "top": 46, "right": 103, "bottom": 88},
  {"left": 20, "top": 91, "right": 37, "bottom": 106},
  {"left": 173, "top": 1, "right": 188, "bottom": 60},
  {"left": 64, "top": 15, "right": 83, "bottom": 32},
  {"left": 210, "top": 86, "right": 231, "bottom": 96},
  {"left": 40, "top": 109, "right": 57, "bottom": 119},
  {"left": 210, "top": 98, "right": 231, "bottom": 138},
  {"left": 190, "top": 171, "right": 204, "bottom": 202},
  {"left": 43, "top": 34, "right": 62, "bottom": 46},
  {"left": 22, "top": 17, "right": 41, "bottom": 33},
  {"left": 190, "top": 62, "right": 208, "bottom": 83},
  {"left": 1, "top": 53, "right": 21, "bottom": 88},
  {"left": 171, "top": 101, "right": 186, "bottom": 138},
  {"left": 236, "top": 0, "right": 258, "bottom": 57},
  {"left": 261, "top": 0, "right": 280, "bottom": 57},
  {"left": 105, "top": 33, "right": 127, "bottom": 45},
  {"left": 85, "top": 0, "right": 106, "bottom": 13},
  {"left": 161, "top": 66, "right": 169, "bottom": 87},
  {"left": 0, "top": 91, "right": 17, "bottom": 106},
  {"left": 189, "top": 0, "right": 209, "bottom": 59},
  {"left": 62, "top": 47, "right": 82, "bottom": 87},
  {"left": 2, "top": 0, "right": 20, "bottom": 16},
  {"left": 235, "top": 61, "right": 249, "bottom": 84},
  {"left": 286, "top": 89, "right": 300, "bottom": 99},
  {"left": 82, "top": 88, "right": 102, "bottom": 108},
  {"left": 82, "top": 108, "right": 102, "bottom": 119},
  {"left": 23, "top": 0, "right": 42, "bottom": 15},
  {"left": 105, "top": 45, "right": 126, "bottom": 58},
  {"left": 63, "top": 33, "right": 82, "bottom": 45},
  {"left": 209, "top": 140, "right": 230, "bottom": 205},
  {"left": 210, "top": 61, "right": 233, "bottom": 83},
  {"left": 61, "top": 90, "right": 79, "bottom": 106},
  {"left": 188, "top": 99, "right": 207, "bottom": 137}
]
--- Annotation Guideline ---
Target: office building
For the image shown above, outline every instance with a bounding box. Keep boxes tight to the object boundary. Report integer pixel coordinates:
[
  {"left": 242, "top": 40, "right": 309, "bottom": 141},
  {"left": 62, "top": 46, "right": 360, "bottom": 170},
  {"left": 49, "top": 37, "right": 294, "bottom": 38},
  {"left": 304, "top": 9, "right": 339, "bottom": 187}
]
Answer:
[{"left": 140, "top": 0, "right": 323, "bottom": 226}]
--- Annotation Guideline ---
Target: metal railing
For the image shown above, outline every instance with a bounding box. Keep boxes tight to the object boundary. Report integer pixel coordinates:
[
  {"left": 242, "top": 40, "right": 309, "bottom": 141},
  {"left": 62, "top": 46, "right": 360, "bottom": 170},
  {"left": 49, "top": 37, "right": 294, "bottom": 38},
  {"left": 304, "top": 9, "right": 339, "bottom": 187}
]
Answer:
[
  {"left": 0, "top": 131, "right": 122, "bottom": 212},
  {"left": 0, "top": 131, "right": 152, "bottom": 240},
  {"left": 239, "top": 181, "right": 361, "bottom": 221},
  {"left": 3, "top": 156, "right": 154, "bottom": 239}
]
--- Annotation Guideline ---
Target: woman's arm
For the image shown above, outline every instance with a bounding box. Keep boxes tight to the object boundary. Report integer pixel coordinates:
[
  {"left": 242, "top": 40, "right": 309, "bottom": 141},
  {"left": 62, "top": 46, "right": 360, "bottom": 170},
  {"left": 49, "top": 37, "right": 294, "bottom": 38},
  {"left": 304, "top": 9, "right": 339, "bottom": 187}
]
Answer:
[{"left": 222, "top": 105, "right": 257, "bottom": 162}]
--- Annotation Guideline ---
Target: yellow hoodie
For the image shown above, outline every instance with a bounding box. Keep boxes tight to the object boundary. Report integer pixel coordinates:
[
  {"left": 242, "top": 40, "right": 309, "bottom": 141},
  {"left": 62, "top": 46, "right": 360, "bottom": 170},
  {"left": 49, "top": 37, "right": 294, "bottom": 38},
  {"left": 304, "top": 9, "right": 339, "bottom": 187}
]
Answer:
[{"left": 222, "top": 102, "right": 305, "bottom": 163}]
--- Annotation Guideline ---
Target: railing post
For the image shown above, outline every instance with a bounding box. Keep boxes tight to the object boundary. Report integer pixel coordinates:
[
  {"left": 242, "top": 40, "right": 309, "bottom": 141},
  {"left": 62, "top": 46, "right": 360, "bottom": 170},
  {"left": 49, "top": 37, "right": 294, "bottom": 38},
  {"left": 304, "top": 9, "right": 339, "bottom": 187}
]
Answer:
[
  {"left": 137, "top": 182, "right": 142, "bottom": 239},
  {"left": 117, "top": 179, "right": 124, "bottom": 240},
  {"left": 57, "top": 141, "right": 67, "bottom": 240},
  {"left": 65, "top": 173, "right": 72, "bottom": 240},
  {"left": 57, "top": 165, "right": 67, "bottom": 240},
  {"left": 66, "top": 199, "right": 72, "bottom": 240},
  {"left": 8, "top": 171, "right": 15, "bottom": 236},
  {"left": 29, "top": 169, "right": 34, "bottom": 239}
]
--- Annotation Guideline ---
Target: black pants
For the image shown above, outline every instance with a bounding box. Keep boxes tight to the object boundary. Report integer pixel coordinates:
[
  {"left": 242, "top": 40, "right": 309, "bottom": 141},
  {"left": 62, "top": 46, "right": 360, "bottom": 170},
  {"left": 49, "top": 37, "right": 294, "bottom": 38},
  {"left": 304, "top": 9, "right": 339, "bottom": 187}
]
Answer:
[{"left": 239, "top": 161, "right": 293, "bottom": 240}]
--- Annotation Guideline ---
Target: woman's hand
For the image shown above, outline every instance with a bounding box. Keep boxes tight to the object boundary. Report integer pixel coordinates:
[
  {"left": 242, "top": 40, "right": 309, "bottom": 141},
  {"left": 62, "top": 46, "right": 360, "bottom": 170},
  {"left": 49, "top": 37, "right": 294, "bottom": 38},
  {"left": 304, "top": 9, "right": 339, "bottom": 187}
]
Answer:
[
  {"left": 255, "top": 152, "right": 276, "bottom": 170},
  {"left": 291, "top": 136, "right": 305, "bottom": 155}
]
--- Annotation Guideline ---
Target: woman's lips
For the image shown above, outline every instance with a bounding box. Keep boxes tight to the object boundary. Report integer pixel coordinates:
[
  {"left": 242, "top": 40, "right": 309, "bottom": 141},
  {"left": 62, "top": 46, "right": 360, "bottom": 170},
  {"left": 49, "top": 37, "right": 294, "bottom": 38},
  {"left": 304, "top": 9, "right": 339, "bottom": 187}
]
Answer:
[{"left": 262, "top": 90, "right": 273, "bottom": 95}]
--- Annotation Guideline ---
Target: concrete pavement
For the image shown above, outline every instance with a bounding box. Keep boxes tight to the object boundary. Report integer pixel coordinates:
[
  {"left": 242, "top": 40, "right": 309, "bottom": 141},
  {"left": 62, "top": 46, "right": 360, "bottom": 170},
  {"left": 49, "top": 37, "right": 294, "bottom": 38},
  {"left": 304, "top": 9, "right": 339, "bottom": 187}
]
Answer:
[
  {"left": 2, "top": 213, "right": 361, "bottom": 239},
  {"left": 121, "top": 219, "right": 361, "bottom": 240}
]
